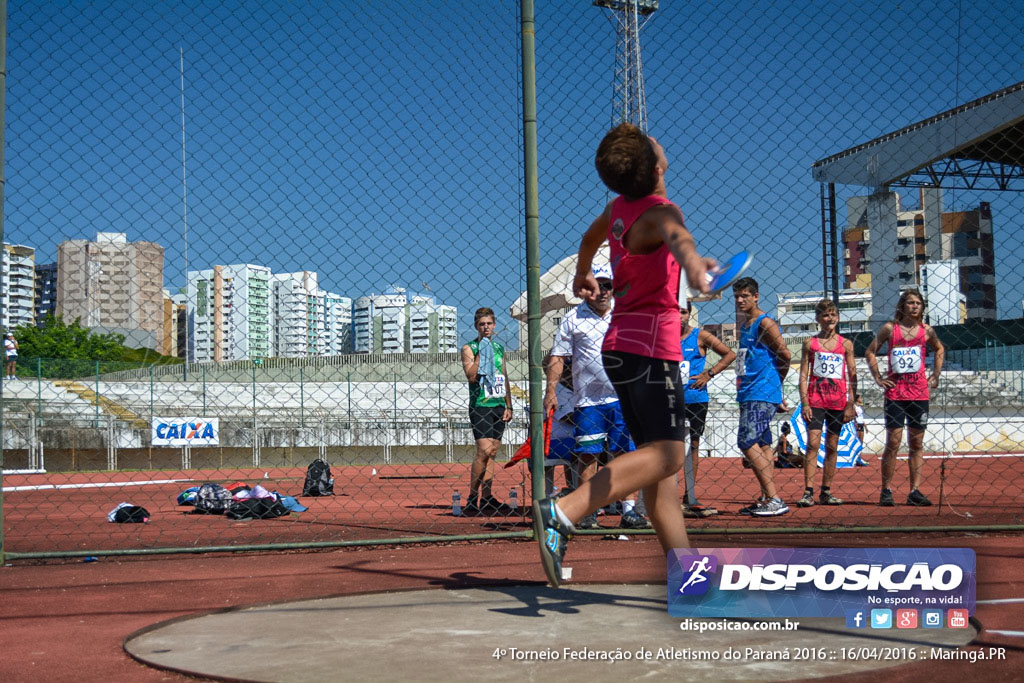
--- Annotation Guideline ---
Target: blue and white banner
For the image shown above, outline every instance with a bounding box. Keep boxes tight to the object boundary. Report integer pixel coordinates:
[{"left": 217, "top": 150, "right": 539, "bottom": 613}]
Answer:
[
  {"left": 668, "top": 548, "right": 975, "bottom": 618},
  {"left": 151, "top": 417, "right": 220, "bottom": 447},
  {"left": 789, "top": 403, "right": 864, "bottom": 468}
]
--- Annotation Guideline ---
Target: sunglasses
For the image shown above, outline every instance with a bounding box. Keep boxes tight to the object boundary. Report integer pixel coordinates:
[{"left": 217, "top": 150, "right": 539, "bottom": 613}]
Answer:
[{"left": 597, "top": 281, "right": 614, "bottom": 292}]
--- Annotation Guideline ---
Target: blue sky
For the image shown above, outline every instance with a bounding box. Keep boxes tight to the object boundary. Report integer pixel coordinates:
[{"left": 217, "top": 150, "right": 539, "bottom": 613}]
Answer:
[{"left": 6, "top": 1, "right": 1024, "bottom": 346}]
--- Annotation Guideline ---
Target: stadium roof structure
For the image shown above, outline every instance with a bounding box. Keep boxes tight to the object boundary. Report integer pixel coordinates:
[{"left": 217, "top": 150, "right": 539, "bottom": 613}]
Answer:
[{"left": 812, "top": 80, "right": 1024, "bottom": 191}]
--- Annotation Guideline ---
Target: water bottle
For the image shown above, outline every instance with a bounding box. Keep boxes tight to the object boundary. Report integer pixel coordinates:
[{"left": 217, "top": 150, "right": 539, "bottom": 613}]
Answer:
[
  {"left": 509, "top": 488, "right": 518, "bottom": 511},
  {"left": 452, "top": 491, "right": 462, "bottom": 517}
]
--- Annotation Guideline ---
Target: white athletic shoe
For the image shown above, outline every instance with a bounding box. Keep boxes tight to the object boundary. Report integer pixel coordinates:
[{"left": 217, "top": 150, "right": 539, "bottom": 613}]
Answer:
[{"left": 750, "top": 497, "right": 790, "bottom": 517}]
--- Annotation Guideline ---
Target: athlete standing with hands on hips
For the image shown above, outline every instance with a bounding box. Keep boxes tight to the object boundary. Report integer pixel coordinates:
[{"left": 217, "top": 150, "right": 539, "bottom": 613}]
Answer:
[
  {"left": 533, "top": 123, "right": 713, "bottom": 587},
  {"left": 865, "top": 289, "right": 944, "bottom": 507}
]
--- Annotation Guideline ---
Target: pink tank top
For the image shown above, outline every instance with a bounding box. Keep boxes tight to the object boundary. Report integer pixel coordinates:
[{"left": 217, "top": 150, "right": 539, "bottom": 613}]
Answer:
[
  {"left": 886, "top": 323, "right": 929, "bottom": 401},
  {"left": 602, "top": 195, "right": 683, "bottom": 362},
  {"left": 807, "top": 335, "right": 848, "bottom": 410}
]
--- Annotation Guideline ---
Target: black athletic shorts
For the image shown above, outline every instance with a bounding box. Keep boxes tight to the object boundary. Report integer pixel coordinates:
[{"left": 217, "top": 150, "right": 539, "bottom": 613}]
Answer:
[
  {"left": 469, "top": 404, "right": 507, "bottom": 441},
  {"left": 684, "top": 402, "right": 708, "bottom": 438},
  {"left": 883, "top": 399, "right": 929, "bottom": 430},
  {"left": 805, "top": 407, "right": 846, "bottom": 433},
  {"left": 602, "top": 350, "right": 686, "bottom": 447}
]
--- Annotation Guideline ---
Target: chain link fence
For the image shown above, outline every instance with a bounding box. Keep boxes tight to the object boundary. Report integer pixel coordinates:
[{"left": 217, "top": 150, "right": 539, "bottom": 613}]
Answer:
[{"left": 3, "top": 1, "right": 1023, "bottom": 558}]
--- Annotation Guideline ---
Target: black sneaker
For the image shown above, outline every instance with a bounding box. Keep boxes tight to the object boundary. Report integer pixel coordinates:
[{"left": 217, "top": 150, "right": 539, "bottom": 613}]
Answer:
[
  {"left": 479, "top": 496, "right": 506, "bottom": 515},
  {"left": 532, "top": 497, "right": 571, "bottom": 587},
  {"left": 878, "top": 489, "right": 895, "bottom": 507},
  {"left": 619, "top": 510, "right": 651, "bottom": 529},
  {"left": 462, "top": 497, "right": 480, "bottom": 516},
  {"left": 577, "top": 514, "right": 601, "bottom": 530},
  {"left": 906, "top": 489, "right": 933, "bottom": 506}
]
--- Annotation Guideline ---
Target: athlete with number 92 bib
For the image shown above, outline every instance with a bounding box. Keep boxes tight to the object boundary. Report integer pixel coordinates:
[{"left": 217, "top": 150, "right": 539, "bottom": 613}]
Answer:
[{"left": 864, "top": 289, "right": 945, "bottom": 507}]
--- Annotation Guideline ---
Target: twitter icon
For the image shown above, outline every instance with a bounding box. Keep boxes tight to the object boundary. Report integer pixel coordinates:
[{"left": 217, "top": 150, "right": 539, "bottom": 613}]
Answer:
[{"left": 870, "top": 609, "right": 892, "bottom": 629}]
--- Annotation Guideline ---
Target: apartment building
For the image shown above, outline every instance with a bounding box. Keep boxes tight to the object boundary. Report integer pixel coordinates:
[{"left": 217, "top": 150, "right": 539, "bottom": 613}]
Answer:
[
  {"left": 55, "top": 232, "right": 164, "bottom": 348},
  {"left": 2, "top": 243, "right": 36, "bottom": 331}
]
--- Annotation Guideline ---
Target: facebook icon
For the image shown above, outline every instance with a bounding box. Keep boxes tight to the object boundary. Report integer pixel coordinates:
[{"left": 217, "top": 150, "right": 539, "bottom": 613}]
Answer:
[{"left": 845, "top": 609, "right": 866, "bottom": 629}]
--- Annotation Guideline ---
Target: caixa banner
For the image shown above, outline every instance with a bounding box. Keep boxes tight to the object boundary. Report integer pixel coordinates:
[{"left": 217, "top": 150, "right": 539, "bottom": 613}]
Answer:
[
  {"left": 151, "top": 417, "right": 220, "bottom": 447},
  {"left": 668, "top": 548, "right": 975, "bottom": 618}
]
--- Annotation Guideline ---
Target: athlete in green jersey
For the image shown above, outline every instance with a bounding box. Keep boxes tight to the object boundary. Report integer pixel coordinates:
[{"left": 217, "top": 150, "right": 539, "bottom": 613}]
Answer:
[{"left": 460, "top": 307, "right": 513, "bottom": 514}]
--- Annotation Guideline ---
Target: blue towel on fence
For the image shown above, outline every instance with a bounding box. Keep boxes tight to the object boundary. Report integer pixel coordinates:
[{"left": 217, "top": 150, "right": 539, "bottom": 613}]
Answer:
[{"left": 477, "top": 337, "right": 496, "bottom": 395}]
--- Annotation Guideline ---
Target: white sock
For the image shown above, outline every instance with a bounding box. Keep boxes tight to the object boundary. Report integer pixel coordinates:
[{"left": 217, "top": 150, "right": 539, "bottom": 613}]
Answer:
[
  {"left": 554, "top": 502, "right": 576, "bottom": 533},
  {"left": 621, "top": 499, "right": 635, "bottom": 514}
]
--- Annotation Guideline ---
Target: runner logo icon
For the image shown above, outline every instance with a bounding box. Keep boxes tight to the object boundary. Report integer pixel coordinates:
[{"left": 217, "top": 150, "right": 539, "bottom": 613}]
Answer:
[{"left": 676, "top": 555, "right": 718, "bottom": 596}]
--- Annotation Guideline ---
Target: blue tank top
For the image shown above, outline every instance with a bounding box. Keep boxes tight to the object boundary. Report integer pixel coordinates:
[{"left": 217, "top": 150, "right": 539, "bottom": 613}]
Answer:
[
  {"left": 737, "top": 313, "right": 782, "bottom": 404},
  {"left": 681, "top": 328, "right": 708, "bottom": 404}
]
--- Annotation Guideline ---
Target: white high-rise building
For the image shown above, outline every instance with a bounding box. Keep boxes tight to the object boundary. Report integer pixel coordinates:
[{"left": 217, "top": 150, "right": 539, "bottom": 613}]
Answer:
[
  {"left": 920, "top": 260, "right": 966, "bottom": 326},
  {"left": 2, "top": 243, "right": 36, "bottom": 331},
  {"left": 353, "top": 290, "right": 408, "bottom": 354},
  {"left": 271, "top": 271, "right": 323, "bottom": 357},
  {"left": 189, "top": 265, "right": 355, "bottom": 361},
  {"left": 187, "top": 264, "right": 271, "bottom": 362},
  {"left": 353, "top": 286, "right": 457, "bottom": 353},
  {"left": 323, "top": 293, "right": 353, "bottom": 355},
  {"left": 271, "top": 272, "right": 355, "bottom": 357},
  {"left": 408, "top": 299, "right": 458, "bottom": 353}
]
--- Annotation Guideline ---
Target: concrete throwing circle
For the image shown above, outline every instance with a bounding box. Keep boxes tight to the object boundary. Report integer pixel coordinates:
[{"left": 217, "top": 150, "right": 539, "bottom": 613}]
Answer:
[{"left": 126, "top": 584, "right": 975, "bottom": 682}]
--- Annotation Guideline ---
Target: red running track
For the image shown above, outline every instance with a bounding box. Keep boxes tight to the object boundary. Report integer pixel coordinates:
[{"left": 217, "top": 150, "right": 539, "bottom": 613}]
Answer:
[{"left": 2, "top": 454, "right": 1022, "bottom": 556}]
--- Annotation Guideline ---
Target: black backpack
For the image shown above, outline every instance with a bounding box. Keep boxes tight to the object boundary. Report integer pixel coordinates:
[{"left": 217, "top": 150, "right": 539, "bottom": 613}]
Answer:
[
  {"left": 108, "top": 504, "right": 151, "bottom": 523},
  {"left": 301, "top": 458, "right": 335, "bottom": 496},
  {"left": 227, "top": 497, "right": 290, "bottom": 520},
  {"left": 192, "top": 483, "right": 233, "bottom": 514}
]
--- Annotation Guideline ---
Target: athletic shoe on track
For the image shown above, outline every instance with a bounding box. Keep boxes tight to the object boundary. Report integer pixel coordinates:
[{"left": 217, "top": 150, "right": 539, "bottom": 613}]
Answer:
[
  {"left": 878, "top": 489, "right": 895, "bottom": 507},
  {"left": 750, "top": 497, "right": 790, "bottom": 517},
  {"left": 479, "top": 496, "right": 506, "bottom": 515},
  {"left": 738, "top": 497, "right": 766, "bottom": 515},
  {"left": 533, "top": 497, "right": 571, "bottom": 588},
  {"left": 577, "top": 514, "right": 601, "bottom": 530},
  {"left": 819, "top": 491, "right": 843, "bottom": 505},
  {"left": 619, "top": 510, "right": 651, "bottom": 529},
  {"left": 682, "top": 504, "right": 719, "bottom": 519},
  {"left": 906, "top": 489, "right": 933, "bottom": 506},
  {"left": 796, "top": 491, "right": 815, "bottom": 507}
]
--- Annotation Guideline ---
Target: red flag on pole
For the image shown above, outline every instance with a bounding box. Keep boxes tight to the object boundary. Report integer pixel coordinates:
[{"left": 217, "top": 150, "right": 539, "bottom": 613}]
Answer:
[{"left": 504, "top": 407, "right": 554, "bottom": 468}]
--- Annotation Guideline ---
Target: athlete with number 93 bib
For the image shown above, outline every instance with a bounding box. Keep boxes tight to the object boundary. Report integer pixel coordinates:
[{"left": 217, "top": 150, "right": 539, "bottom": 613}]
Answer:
[{"left": 796, "top": 299, "right": 857, "bottom": 508}]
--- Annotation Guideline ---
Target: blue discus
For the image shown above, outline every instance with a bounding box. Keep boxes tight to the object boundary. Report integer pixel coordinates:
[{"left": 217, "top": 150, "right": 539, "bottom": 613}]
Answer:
[{"left": 705, "top": 250, "right": 753, "bottom": 295}]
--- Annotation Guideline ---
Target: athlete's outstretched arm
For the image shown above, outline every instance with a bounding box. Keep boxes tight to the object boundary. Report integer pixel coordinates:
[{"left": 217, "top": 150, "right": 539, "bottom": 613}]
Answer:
[{"left": 573, "top": 202, "right": 612, "bottom": 299}]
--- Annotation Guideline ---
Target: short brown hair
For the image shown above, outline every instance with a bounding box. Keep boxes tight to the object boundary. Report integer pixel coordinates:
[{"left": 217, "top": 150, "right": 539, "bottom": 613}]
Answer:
[
  {"left": 814, "top": 299, "right": 838, "bottom": 316},
  {"left": 733, "top": 277, "right": 759, "bottom": 295},
  {"left": 595, "top": 123, "right": 658, "bottom": 199},
  {"left": 473, "top": 307, "right": 496, "bottom": 325}
]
